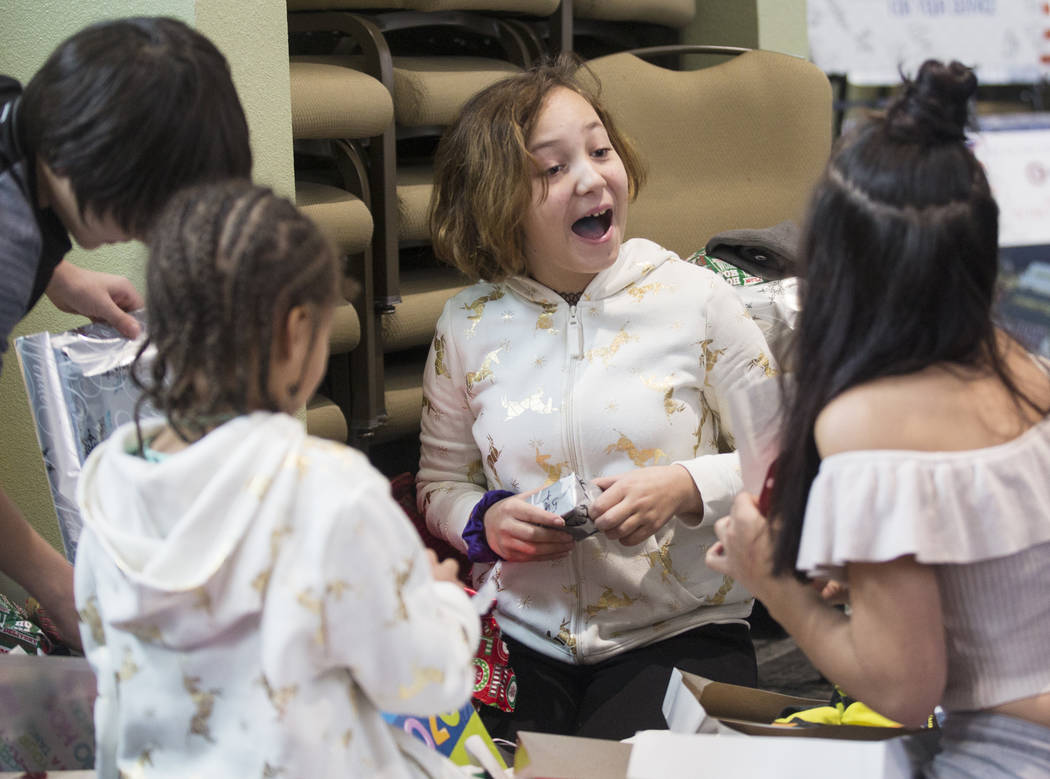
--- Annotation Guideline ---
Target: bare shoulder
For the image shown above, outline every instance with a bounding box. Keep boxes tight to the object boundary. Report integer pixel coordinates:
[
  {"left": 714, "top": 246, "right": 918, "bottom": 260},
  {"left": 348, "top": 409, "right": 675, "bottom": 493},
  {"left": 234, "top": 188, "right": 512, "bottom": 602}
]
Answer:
[{"left": 813, "top": 372, "right": 947, "bottom": 457}]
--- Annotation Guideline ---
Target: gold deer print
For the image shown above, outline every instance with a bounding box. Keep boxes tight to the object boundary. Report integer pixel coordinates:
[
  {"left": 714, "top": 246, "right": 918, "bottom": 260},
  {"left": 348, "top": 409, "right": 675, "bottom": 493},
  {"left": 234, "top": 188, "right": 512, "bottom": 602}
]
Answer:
[
  {"left": 183, "top": 674, "right": 219, "bottom": 742},
  {"left": 693, "top": 397, "right": 714, "bottom": 455},
  {"left": 262, "top": 763, "right": 286, "bottom": 778},
  {"left": 536, "top": 301, "right": 560, "bottom": 331},
  {"left": 501, "top": 388, "right": 557, "bottom": 420},
  {"left": 78, "top": 596, "right": 105, "bottom": 646},
  {"left": 118, "top": 748, "right": 153, "bottom": 779},
  {"left": 704, "top": 575, "right": 735, "bottom": 605},
  {"left": 433, "top": 334, "right": 450, "bottom": 377},
  {"left": 253, "top": 526, "right": 293, "bottom": 594},
  {"left": 245, "top": 474, "right": 272, "bottom": 500},
  {"left": 553, "top": 617, "right": 578, "bottom": 656},
  {"left": 125, "top": 623, "right": 163, "bottom": 644},
  {"left": 641, "top": 375, "right": 686, "bottom": 417},
  {"left": 260, "top": 674, "right": 299, "bottom": 718},
  {"left": 533, "top": 444, "right": 570, "bottom": 487},
  {"left": 465, "top": 347, "right": 502, "bottom": 392},
  {"left": 296, "top": 589, "right": 327, "bottom": 646},
  {"left": 116, "top": 647, "right": 139, "bottom": 682},
  {"left": 342, "top": 730, "right": 354, "bottom": 748},
  {"left": 698, "top": 339, "right": 727, "bottom": 384},
  {"left": 462, "top": 288, "right": 505, "bottom": 334},
  {"left": 604, "top": 432, "right": 667, "bottom": 467},
  {"left": 625, "top": 281, "right": 666, "bottom": 302},
  {"left": 391, "top": 561, "right": 413, "bottom": 623},
  {"left": 192, "top": 586, "right": 213, "bottom": 616},
  {"left": 486, "top": 435, "right": 503, "bottom": 487},
  {"left": 421, "top": 394, "right": 441, "bottom": 418},
  {"left": 586, "top": 325, "right": 638, "bottom": 365},
  {"left": 749, "top": 352, "right": 779, "bottom": 378},
  {"left": 585, "top": 586, "right": 638, "bottom": 618},
  {"left": 645, "top": 539, "right": 686, "bottom": 584},
  {"left": 398, "top": 666, "right": 446, "bottom": 700},
  {"left": 466, "top": 458, "right": 485, "bottom": 485}
]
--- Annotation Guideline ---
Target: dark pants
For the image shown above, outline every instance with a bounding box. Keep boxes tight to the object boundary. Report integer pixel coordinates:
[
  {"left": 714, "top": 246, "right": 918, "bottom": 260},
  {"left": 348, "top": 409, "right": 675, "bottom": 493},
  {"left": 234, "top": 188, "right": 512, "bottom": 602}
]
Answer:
[{"left": 479, "top": 622, "right": 757, "bottom": 742}]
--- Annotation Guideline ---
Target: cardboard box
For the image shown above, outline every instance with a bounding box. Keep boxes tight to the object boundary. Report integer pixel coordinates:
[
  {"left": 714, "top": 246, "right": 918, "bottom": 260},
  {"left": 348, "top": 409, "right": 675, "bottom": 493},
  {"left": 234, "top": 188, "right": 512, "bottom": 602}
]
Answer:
[
  {"left": 663, "top": 669, "right": 921, "bottom": 740},
  {"left": 625, "top": 730, "right": 912, "bottom": 779},
  {"left": 513, "top": 731, "right": 632, "bottom": 779}
]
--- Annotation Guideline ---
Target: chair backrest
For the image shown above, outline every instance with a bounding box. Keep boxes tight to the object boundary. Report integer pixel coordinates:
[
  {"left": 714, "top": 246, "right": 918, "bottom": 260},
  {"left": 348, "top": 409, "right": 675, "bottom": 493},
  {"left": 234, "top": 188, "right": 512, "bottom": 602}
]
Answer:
[{"left": 586, "top": 48, "right": 833, "bottom": 258}]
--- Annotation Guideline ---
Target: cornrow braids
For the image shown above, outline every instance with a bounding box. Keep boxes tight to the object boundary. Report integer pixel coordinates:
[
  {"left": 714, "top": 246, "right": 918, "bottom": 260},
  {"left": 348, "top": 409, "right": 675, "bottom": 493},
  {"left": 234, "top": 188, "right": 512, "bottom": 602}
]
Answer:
[{"left": 133, "top": 180, "right": 339, "bottom": 443}]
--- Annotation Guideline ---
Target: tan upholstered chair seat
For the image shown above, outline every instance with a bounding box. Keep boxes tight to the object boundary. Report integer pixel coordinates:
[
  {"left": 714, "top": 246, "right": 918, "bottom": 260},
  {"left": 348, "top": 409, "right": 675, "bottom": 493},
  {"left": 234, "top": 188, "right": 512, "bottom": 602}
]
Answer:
[
  {"left": 298, "top": 54, "right": 521, "bottom": 128},
  {"left": 381, "top": 267, "right": 469, "bottom": 351},
  {"left": 329, "top": 302, "right": 362, "bottom": 355},
  {"left": 395, "top": 165, "right": 434, "bottom": 243},
  {"left": 295, "top": 181, "right": 374, "bottom": 256},
  {"left": 287, "top": 0, "right": 558, "bottom": 13},
  {"left": 587, "top": 49, "right": 832, "bottom": 258},
  {"left": 574, "top": 0, "right": 696, "bottom": 28},
  {"left": 289, "top": 57, "right": 394, "bottom": 139},
  {"left": 306, "top": 394, "right": 349, "bottom": 442},
  {"left": 373, "top": 359, "right": 424, "bottom": 444}
]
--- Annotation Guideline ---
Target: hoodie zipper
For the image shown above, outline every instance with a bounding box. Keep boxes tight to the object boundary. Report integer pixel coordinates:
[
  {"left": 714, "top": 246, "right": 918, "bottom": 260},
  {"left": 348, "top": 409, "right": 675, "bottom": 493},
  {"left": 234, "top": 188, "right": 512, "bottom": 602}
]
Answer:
[{"left": 563, "top": 303, "right": 586, "bottom": 661}]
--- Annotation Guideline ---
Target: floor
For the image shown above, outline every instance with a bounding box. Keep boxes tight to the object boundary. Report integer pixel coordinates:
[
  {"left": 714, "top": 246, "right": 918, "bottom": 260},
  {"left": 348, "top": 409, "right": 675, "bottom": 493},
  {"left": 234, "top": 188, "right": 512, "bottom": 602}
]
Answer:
[{"left": 754, "top": 635, "right": 833, "bottom": 701}]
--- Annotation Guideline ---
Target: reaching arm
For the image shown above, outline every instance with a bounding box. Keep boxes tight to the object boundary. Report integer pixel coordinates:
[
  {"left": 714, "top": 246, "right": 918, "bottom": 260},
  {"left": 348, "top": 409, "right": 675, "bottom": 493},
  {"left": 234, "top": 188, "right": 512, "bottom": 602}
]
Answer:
[
  {"left": 678, "top": 272, "right": 780, "bottom": 524},
  {"left": 707, "top": 493, "right": 947, "bottom": 727},
  {"left": 320, "top": 471, "right": 480, "bottom": 716},
  {"left": 0, "top": 486, "right": 82, "bottom": 651},
  {"left": 45, "top": 260, "right": 142, "bottom": 339}
]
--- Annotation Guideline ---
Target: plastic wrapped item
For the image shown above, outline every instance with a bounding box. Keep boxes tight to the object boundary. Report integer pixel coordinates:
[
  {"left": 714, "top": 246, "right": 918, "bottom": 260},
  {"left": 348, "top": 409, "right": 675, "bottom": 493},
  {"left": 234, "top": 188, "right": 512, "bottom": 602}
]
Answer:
[
  {"left": 526, "top": 474, "right": 602, "bottom": 541},
  {"left": 686, "top": 249, "right": 800, "bottom": 368},
  {"left": 14, "top": 314, "right": 157, "bottom": 561}
]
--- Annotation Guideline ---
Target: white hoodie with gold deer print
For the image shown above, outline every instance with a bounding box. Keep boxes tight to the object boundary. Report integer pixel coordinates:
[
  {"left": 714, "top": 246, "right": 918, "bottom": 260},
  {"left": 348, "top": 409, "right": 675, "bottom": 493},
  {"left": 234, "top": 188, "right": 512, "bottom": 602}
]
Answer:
[
  {"left": 418, "top": 237, "right": 777, "bottom": 664},
  {"left": 76, "top": 412, "right": 478, "bottom": 779}
]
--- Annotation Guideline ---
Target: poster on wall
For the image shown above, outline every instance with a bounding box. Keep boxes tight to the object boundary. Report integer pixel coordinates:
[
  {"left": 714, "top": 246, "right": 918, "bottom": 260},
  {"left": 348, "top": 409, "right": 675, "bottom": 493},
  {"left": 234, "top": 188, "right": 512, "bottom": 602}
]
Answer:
[
  {"left": 971, "top": 114, "right": 1050, "bottom": 359},
  {"left": 807, "top": 0, "right": 1050, "bottom": 85}
]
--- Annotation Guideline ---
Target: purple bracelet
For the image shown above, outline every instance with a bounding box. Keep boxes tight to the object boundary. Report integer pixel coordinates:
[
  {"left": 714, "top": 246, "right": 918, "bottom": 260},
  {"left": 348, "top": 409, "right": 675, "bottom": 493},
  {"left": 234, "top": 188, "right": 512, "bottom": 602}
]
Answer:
[{"left": 462, "top": 489, "right": 514, "bottom": 563}]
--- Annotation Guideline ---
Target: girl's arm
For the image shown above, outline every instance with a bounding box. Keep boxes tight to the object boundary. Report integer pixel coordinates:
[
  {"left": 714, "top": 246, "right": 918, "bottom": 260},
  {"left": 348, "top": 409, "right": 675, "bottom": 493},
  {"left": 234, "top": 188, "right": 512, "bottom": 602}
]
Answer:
[
  {"left": 318, "top": 470, "right": 481, "bottom": 716},
  {"left": 593, "top": 272, "right": 778, "bottom": 545},
  {"left": 682, "top": 272, "right": 779, "bottom": 523},
  {"left": 707, "top": 493, "right": 947, "bottom": 727},
  {"left": 416, "top": 308, "right": 487, "bottom": 551},
  {"left": 416, "top": 307, "right": 572, "bottom": 562}
]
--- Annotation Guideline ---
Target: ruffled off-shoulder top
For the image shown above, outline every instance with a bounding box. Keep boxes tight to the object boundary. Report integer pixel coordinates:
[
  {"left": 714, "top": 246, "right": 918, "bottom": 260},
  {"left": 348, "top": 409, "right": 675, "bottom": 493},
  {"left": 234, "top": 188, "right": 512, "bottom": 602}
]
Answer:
[{"left": 797, "top": 415, "right": 1050, "bottom": 712}]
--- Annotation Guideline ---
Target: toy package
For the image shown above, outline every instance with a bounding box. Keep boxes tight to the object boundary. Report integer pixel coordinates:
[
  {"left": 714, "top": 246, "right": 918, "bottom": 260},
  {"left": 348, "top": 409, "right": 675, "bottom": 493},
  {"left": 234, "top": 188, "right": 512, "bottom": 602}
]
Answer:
[
  {"left": 526, "top": 473, "right": 602, "bottom": 541},
  {"left": 14, "top": 315, "right": 158, "bottom": 561}
]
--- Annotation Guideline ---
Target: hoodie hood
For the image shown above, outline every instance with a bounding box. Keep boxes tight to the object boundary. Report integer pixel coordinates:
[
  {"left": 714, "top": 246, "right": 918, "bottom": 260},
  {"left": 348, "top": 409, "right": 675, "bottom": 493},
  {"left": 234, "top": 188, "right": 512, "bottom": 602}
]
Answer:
[
  {"left": 77, "top": 412, "right": 305, "bottom": 593},
  {"left": 505, "top": 237, "right": 677, "bottom": 305}
]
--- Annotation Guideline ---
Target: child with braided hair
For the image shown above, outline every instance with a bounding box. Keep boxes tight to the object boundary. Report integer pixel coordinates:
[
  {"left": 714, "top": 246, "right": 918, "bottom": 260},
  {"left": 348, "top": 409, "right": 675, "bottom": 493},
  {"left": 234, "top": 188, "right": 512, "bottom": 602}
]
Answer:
[{"left": 74, "top": 181, "right": 479, "bottom": 778}]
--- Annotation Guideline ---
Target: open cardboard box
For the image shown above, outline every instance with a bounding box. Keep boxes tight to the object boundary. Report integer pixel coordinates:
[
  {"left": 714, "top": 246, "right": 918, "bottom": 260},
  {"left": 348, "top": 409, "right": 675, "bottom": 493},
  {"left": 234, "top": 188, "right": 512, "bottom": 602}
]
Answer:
[
  {"left": 513, "top": 731, "right": 632, "bottom": 779},
  {"left": 664, "top": 668, "right": 926, "bottom": 740}
]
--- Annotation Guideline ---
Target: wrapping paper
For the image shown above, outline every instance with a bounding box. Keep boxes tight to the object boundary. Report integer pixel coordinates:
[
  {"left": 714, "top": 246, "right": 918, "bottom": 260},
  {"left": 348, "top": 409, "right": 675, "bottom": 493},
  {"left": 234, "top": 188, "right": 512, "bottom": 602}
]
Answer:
[
  {"left": 14, "top": 315, "right": 157, "bottom": 561},
  {"left": 0, "top": 655, "right": 96, "bottom": 771}
]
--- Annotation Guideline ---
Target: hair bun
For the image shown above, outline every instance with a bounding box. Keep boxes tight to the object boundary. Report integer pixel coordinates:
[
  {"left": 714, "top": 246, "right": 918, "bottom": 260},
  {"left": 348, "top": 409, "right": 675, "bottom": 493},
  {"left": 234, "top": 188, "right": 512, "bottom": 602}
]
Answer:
[{"left": 885, "top": 60, "right": 976, "bottom": 144}]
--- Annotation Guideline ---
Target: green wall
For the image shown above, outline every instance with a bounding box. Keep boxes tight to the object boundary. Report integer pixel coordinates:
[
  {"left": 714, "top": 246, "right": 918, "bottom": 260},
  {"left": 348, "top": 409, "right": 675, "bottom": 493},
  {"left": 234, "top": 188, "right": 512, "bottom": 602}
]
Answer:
[{"left": 0, "top": 0, "right": 292, "bottom": 595}]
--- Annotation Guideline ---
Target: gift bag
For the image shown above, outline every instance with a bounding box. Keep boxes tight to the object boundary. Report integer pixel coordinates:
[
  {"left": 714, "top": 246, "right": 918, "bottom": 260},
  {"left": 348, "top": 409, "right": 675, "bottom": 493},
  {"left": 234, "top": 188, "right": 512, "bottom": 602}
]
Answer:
[{"left": 14, "top": 315, "right": 157, "bottom": 561}]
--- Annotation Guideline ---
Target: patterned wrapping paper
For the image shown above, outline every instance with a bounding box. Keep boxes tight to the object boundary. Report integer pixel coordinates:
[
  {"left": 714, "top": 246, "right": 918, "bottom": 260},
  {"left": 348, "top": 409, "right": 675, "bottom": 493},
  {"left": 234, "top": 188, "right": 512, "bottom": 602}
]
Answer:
[
  {"left": 0, "top": 654, "right": 96, "bottom": 771},
  {"left": 14, "top": 315, "right": 158, "bottom": 562}
]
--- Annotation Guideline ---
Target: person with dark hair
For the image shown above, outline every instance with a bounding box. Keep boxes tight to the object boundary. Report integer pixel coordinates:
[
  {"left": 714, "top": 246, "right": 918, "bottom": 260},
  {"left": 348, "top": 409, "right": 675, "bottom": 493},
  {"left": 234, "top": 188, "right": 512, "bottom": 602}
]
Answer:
[
  {"left": 74, "top": 181, "right": 478, "bottom": 778},
  {"left": 707, "top": 60, "right": 1050, "bottom": 775},
  {"left": 0, "top": 16, "right": 252, "bottom": 651},
  {"left": 418, "top": 57, "right": 778, "bottom": 741}
]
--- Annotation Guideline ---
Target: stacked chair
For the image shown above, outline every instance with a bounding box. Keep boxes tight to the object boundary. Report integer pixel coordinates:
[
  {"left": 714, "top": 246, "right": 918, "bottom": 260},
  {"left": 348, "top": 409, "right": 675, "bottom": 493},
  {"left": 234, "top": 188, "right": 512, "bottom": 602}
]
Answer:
[
  {"left": 586, "top": 45, "right": 833, "bottom": 256},
  {"left": 287, "top": 1, "right": 558, "bottom": 466},
  {"left": 288, "top": 43, "right": 394, "bottom": 444}
]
